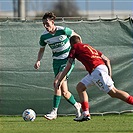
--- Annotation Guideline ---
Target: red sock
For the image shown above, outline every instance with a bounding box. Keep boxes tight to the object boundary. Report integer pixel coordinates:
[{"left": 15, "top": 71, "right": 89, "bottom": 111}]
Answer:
[
  {"left": 126, "top": 95, "right": 133, "bottom": 105},
  {"left": 81, "top": 101, "right": 89, "bottom": 111}
]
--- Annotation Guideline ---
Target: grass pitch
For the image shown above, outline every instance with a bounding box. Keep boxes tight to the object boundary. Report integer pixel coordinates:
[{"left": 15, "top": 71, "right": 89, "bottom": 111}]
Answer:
[{"left": 0, "top": 114, "right": 133, "bottom": 133}]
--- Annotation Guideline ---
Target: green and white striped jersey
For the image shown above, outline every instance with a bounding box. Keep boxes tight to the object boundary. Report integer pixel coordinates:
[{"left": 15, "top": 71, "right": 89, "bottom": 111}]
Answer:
[{"left": 39, "top": 26, "right": 73, "bottom": 59}]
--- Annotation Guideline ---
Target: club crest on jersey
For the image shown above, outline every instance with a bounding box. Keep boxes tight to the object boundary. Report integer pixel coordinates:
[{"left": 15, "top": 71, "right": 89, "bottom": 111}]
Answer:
[{"left": 59, "top": 35, "right": 64, "bottom": 41}]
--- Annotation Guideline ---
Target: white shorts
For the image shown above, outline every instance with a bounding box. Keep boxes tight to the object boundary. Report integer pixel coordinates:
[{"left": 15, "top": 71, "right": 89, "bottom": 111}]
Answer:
[{"left": 80, "top": 65, "right": 114, "bottom": 93}]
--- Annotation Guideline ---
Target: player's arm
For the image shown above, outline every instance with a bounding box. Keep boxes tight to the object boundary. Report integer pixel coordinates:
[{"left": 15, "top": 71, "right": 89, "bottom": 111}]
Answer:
[
  {"left": 101, "top": 54, "right": 112, "bottom": 77},
  {"left": 34, "top": 47, "right": 45, "bottom": 69},
  {"left": 54, "top": 58, "right": 74, "bottom": 89}
]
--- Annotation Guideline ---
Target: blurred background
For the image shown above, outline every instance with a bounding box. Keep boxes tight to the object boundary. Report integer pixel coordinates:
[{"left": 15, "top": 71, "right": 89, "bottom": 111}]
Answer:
[{"left": 0, "top": 0, "right": 133, "bottom": 20}]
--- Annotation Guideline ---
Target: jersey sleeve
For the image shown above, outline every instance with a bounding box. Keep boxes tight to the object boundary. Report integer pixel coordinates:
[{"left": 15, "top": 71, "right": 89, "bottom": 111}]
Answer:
[
  {"left": 68, "top": 48, "right": 76, "bottom": 59},
  {"left": 39, "top": 35, "right": 47, "bottom": 47},
  {"left": 64, "top": 27, "right": 73, "bottom": 38}
]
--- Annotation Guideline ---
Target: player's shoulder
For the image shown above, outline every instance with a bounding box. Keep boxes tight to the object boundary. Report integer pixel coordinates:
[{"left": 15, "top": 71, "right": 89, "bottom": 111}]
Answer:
[
  {"left": 41, "top": 30, "right": 49, "bottom": 36},
  {"left": 40, "top": 30, "right": 50, "bottom": 40}
]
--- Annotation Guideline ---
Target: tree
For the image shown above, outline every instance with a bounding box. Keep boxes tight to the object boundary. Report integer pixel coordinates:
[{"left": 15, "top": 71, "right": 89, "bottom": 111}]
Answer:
[{"left": 52, "top": 0, "right": 80, "bottom": 17}]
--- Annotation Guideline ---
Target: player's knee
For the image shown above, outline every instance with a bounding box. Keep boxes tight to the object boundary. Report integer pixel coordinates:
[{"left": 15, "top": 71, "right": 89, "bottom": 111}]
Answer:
[
  {"left": 76, "top": 82, "right": 86, "bottom": 92},
  {"left": 108, "top": 88, "right": 118, "bottom": 98},
  {"left": 62, "top": 91, "right": 68, "bottom": 97}
]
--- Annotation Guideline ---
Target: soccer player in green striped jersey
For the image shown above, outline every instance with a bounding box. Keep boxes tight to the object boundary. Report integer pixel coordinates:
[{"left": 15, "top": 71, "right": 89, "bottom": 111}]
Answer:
[{"left": 34, "top": 12, "right": 82, "bottom": 120}]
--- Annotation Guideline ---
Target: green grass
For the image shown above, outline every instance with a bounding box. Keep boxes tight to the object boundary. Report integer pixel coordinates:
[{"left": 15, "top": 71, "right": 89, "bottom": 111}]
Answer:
[{"left": 0, "top": 114, "right": 133, "bottom": 133}]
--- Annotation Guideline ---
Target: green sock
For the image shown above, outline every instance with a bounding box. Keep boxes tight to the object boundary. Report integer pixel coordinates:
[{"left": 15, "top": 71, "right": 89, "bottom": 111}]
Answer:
[
  {"left": 67, "top": 94, "right": 76, "bottom": 105},
  {"left": 53, "top": 95, "right": 61, "bottom": 108}
]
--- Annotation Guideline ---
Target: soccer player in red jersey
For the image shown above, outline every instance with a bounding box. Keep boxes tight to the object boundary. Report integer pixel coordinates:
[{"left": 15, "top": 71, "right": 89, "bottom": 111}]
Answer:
[{"left": 54, "top": 35, "right": 133, "bottom": 122}]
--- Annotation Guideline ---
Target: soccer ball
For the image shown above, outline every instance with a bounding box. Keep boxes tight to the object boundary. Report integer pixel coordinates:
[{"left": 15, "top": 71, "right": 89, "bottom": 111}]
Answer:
[{"left": 22, "top": 109, "right": 36, "bottom": 121}]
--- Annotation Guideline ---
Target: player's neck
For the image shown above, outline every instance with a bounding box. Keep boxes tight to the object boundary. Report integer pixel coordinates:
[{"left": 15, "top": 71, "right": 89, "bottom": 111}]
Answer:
[{"left": 49, "top": 26, "right": 56, "bottom": 34}]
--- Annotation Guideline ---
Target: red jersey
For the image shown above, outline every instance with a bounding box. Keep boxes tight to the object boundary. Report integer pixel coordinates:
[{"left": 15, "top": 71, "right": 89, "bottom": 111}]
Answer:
[{"left": 68, "top": 43, "right": 105, "bottom": 73}]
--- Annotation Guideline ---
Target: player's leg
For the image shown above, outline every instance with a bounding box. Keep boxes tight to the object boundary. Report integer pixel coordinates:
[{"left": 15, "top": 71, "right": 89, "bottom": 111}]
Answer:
[
  {"left": 76, "top": 82, "right": 90, "bottom": 113},
  {"left": 44, "top": 81, "right": 61, "bottom": 120},
  {"left": 44, "top": 74, "right": 62, "bottom": 120},
  {"left": 56, "top": 59, "right": 81, "bottom": 118},
  {"left": 58, "top": 74, "right": 81, "bottom": 118},
  {"left": 108, "top": 87, "right": 133, "bottom": 105},
  {"left": 44, "top": 60, "right": 62, "bottom": 120},
  {"left": 92, "top": 65, "right": 133, "bottom": 105},
  {"left": 44, "top": 59, "right": 80, "bottom": 120},
  {"left": 44, "top": 73, "right": 81, "bottom": 120},
  {"left": 74, "top": 74, "right": 93, "bottom": 122}
]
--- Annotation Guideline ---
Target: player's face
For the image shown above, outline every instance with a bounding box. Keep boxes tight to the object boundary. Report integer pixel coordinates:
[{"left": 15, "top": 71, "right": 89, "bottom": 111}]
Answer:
[{"left": 42, "top": 18, "right": 54, "bottom": 32}]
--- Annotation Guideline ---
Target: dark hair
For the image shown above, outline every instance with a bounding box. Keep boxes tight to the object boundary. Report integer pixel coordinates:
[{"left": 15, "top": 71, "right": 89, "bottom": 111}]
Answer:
[
  {"left": 42, "top": 12, "right": 56, "bottom": 20},
  {"left": 70, "top": 35, "right": 81, "bottom": 45}
]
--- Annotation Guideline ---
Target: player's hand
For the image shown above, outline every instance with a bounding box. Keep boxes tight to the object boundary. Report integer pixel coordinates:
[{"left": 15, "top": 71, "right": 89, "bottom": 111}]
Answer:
[
  {"left": 54, "top": 79, "right": 61, "bottom": 89},
  {"left": 34, "top": 61, "right": 40, "bottom": 70}
]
